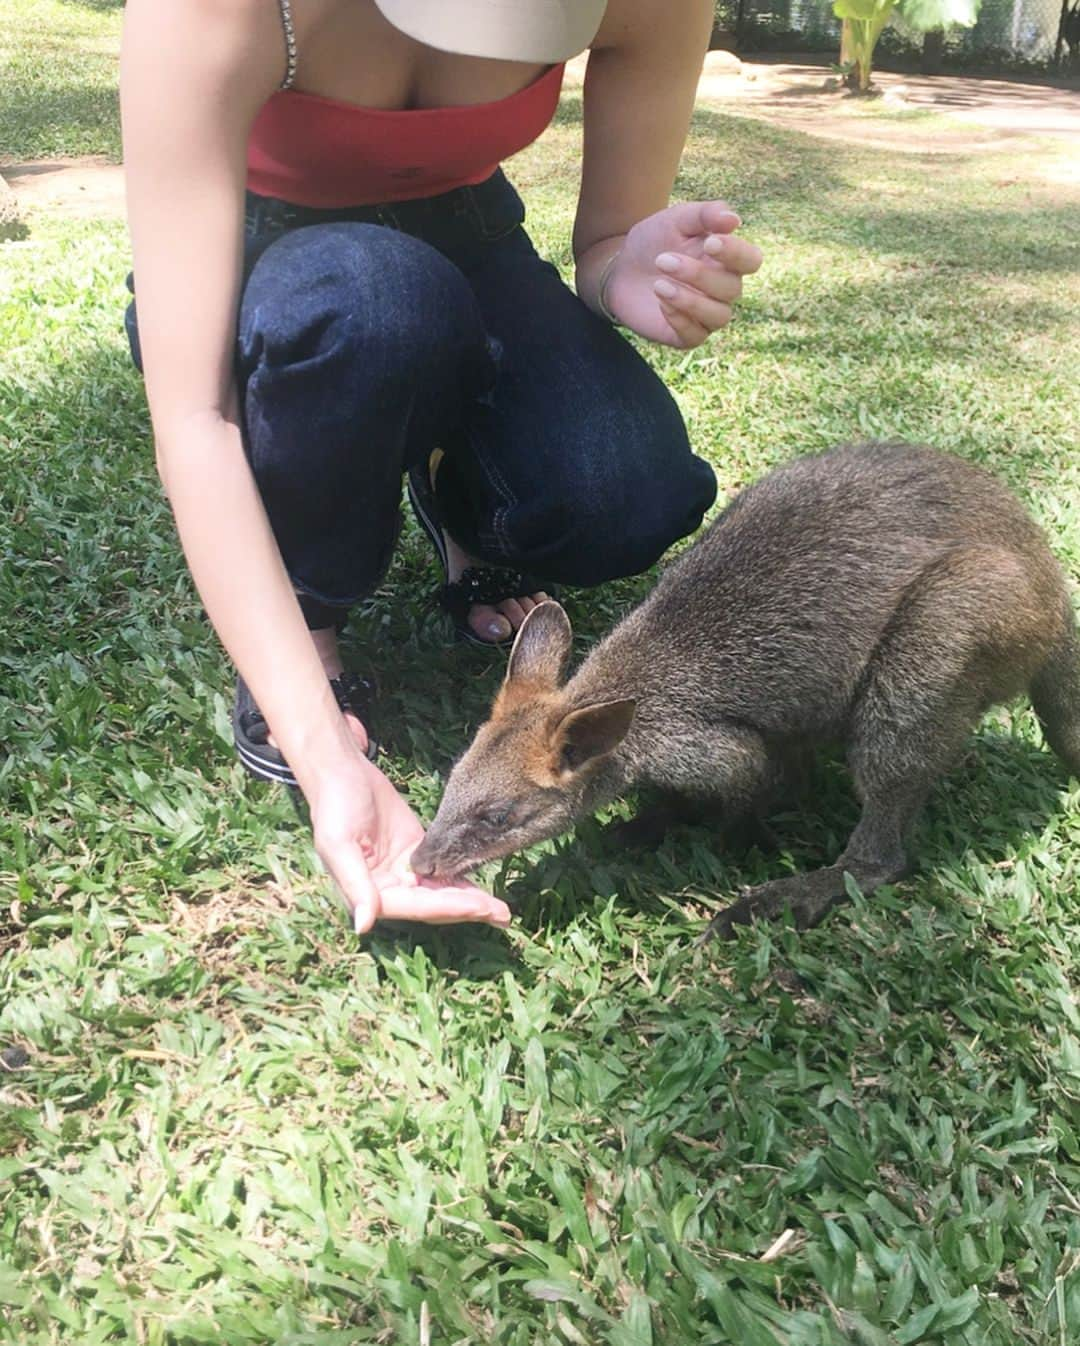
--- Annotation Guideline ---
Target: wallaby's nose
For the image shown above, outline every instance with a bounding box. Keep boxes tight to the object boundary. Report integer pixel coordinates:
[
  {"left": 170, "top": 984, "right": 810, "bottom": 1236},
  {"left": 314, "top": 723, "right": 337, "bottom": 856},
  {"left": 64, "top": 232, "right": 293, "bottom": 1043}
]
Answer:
[{"left": 409, "top": 837, "right": 440, "bottom": 879}]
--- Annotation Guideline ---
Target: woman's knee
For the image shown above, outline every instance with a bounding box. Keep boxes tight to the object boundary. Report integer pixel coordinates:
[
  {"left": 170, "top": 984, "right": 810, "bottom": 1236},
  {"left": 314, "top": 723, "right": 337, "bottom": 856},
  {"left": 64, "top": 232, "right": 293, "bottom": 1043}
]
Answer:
[
  {"left": 517, "top": 399, "right": 717, "bottom": 586},
  {"left": 238, "top": 222, "right": 485, "bottom": 374}
]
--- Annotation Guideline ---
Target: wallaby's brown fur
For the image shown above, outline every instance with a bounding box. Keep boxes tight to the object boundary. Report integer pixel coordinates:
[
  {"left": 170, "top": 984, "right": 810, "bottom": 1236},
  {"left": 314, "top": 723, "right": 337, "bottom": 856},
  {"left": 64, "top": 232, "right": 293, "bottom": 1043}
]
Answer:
[{"left": 411, "top": 442, "right": 1080, "bottom": 935}]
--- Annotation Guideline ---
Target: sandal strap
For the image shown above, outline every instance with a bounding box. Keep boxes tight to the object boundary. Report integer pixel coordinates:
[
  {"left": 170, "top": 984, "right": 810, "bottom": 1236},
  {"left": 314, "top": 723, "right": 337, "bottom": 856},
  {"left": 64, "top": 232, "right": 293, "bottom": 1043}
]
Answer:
[
  {"left": 236, "top": 681, "right": 271, "bottom": 744},
  {"left": 440, "top": 566, "right": 549, "bottom": 624},
  {"left": 329, "top": 671, "right": 374, "bottom": 720}
]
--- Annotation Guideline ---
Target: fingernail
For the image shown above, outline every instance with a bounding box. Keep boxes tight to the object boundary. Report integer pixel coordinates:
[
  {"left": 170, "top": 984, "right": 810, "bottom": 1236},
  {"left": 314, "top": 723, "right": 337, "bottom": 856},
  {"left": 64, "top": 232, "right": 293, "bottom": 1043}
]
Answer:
[
  {"left": 654, "top": 279, "right": 679, "bottom": 300},
  {"left": 705, "top": 234, "right": 725, "bottom": 253},
  {"left": 487, "top": 619, "right": 507, "bottom": 638},
  {"left": 655, "top": 252, "right": 681, "bottom": 273},
  {"left": 353, "top": 906, "right": 363, "bottom": 934}
]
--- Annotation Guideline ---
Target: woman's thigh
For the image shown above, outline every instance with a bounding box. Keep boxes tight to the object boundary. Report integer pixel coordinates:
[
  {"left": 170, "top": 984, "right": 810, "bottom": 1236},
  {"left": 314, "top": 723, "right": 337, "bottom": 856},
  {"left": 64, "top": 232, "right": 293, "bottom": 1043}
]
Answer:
[
  {"left": 235, "top": 220, "right": 494, "bottom": 602},
  {"left": 438, "top": 229, "right": 717, "bottom": 586}
]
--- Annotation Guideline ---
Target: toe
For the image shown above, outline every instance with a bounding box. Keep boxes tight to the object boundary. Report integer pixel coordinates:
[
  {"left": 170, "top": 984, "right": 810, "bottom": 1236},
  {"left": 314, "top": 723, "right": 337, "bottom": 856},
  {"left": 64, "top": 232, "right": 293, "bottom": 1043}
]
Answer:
[
  {"left": 496, "top": 598, "right": 528, "bottom": 630},
  {"left": 469, "top": 604, "right": 513, "bottom": 643}
]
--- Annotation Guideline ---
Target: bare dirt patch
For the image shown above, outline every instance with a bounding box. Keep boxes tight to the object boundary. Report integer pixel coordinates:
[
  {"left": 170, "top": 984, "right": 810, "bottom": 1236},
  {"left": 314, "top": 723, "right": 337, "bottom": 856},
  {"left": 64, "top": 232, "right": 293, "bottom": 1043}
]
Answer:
[
  {"left": 568, "top": 51, "right": 1080, "bottom": 156},
  {"left": 694, "top": 55, "right": 1080, "bottom": 154},
  {"left": 1, "top": 155, "right": 125, "bottom": 218}
]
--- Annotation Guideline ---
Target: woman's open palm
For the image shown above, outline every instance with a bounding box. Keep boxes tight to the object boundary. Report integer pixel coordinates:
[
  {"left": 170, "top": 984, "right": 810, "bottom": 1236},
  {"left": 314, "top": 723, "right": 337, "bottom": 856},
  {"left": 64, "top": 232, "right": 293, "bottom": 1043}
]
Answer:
[{"left": 311, "top": 759, "right": 511, "bottom": 934}]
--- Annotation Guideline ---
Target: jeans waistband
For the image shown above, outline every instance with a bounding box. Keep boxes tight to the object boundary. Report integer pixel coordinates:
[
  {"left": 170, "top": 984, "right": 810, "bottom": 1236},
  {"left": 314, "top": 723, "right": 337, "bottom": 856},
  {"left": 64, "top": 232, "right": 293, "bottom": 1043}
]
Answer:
[{"left": 243, "top": 168, "right": 527, "bottom": 269}]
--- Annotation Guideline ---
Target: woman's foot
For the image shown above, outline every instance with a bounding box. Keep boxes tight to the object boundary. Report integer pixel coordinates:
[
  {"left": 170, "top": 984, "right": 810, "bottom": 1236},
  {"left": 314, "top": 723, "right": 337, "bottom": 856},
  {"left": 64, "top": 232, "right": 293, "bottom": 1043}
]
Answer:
[
  {"left": 442, "top": 533, "right": 549, "bottom": 644},
  {"left": 406, "top": 454, "right": 554, "bottom": 648}
]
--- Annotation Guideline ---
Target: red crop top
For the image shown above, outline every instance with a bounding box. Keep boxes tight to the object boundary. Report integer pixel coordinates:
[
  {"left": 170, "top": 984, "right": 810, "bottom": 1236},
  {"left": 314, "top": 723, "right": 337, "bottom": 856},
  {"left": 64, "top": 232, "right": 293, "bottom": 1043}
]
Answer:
[{"left": 247, "top": 63, "right": 565, "bottom": 209}]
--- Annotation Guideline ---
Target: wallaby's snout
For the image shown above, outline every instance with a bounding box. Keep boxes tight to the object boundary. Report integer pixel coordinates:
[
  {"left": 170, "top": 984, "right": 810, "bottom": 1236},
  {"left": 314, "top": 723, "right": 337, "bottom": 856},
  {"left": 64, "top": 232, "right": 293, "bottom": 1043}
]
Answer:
[{"left": 412, "top": 602, "right": 636, "bottom": 878}]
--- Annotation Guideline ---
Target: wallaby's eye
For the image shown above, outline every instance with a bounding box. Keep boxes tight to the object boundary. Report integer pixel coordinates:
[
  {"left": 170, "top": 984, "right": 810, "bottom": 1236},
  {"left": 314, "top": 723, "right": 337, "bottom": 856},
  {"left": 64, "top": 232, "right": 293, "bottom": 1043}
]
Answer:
[{"left": 477, "top": 805, "right": 512, "bottom": 829}]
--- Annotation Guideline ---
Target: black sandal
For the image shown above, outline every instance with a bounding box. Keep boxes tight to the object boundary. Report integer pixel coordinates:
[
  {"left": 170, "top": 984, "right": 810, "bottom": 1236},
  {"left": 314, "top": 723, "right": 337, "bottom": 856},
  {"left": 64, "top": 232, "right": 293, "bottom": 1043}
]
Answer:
[
  {"left": 233, "top": 671, "right": 378, "bottom": 787},
  {"left": 406, "top": 457, "right": 556, "bottom": 650}
]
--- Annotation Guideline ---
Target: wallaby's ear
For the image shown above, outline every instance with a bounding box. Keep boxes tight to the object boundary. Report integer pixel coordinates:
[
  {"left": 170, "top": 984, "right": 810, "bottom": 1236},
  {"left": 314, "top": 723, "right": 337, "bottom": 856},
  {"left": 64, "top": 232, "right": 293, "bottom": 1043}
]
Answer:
[
  {"left": 552, "top": 699, "right": 636, "bottom": 776},
  {"left": 505, "top": 601, "right": 573, "bottom": 690}
]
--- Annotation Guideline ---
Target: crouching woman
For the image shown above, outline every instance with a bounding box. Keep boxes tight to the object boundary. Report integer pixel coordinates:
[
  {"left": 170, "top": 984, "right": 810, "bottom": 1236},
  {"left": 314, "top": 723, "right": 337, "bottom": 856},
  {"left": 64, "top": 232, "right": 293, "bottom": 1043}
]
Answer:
[{"left": 119, "top": 0, "right": 762, "bottom": 932}]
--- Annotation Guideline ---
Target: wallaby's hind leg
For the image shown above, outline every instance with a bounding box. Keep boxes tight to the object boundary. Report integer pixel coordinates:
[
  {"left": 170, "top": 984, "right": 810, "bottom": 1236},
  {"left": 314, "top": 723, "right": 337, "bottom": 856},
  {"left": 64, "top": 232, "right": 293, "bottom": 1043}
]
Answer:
[
  {"left": 1030, "top": 607, "right": 1080, "bottom": 776},
  {"left": 704, "top": 546, "right": 1045, "bottom": 940},
  {"left": 701, "top": 791, "right": 923, "bottom": 940}
]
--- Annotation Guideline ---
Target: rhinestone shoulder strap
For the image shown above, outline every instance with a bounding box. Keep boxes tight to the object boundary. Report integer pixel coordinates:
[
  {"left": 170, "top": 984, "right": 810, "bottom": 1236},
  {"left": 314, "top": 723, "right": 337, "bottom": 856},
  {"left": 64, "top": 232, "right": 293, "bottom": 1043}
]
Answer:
[{"left": 275, "top": 0, "right": 297, "bottom": 90}]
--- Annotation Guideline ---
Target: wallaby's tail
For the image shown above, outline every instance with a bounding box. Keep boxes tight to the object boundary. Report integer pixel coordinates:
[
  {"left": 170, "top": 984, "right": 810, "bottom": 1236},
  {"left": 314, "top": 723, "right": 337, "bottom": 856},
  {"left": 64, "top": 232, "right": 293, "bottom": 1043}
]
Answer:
[{"left": 1031, "top": 604, "right": 1080, "bottom": 777}]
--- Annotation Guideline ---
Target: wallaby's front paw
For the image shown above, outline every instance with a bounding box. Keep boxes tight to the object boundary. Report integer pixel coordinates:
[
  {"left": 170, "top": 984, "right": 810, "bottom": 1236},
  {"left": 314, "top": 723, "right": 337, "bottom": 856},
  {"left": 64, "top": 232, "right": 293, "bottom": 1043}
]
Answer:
[
  {"left": 699, "top": 869, "right": 851, "bottom": 942},
  {"left": 697, "top": 885, "right": 759, "bottom": 943}
]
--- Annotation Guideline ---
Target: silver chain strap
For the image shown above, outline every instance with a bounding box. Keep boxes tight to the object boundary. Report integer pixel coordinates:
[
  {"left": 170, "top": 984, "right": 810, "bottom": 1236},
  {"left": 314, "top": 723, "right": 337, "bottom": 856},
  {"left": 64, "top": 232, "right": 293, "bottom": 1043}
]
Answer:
[{"left": 276, "top": 0, "right": 297, "bottom": 90}]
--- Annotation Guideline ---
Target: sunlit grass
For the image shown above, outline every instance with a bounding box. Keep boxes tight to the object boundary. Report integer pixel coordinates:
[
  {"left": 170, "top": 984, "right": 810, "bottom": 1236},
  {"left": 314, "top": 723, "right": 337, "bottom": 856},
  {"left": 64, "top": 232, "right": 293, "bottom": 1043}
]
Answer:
[{"left": 1, "top": 12, "right": 1079, "bottom": 1345}]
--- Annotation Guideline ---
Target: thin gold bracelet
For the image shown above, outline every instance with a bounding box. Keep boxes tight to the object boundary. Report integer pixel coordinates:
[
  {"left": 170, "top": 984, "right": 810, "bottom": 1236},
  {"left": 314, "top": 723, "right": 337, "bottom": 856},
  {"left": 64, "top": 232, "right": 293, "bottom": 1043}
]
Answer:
[{"left": 596, "top": 249, "right": 622, "bottom": 325}]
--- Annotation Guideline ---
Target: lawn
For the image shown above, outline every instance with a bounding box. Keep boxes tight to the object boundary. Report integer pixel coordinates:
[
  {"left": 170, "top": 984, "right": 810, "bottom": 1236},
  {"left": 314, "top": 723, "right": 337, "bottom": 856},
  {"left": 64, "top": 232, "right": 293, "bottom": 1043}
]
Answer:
[{"left": 1, "top": 4, "right": 1079, "bottom": 1345}]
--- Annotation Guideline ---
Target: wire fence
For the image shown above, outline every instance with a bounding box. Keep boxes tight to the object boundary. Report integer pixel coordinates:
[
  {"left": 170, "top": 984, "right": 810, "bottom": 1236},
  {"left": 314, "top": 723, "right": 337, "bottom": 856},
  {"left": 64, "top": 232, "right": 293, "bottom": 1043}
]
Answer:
[{"left": 714, "top": 0, "right": 1078, "bottom": 70}]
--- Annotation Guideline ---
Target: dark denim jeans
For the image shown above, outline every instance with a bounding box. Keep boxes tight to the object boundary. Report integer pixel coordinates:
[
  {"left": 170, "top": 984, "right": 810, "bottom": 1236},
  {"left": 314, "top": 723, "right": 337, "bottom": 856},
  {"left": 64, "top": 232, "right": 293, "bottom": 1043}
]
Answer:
[{"left": 126, "top": 170, "right": 716, "bottom": 628}]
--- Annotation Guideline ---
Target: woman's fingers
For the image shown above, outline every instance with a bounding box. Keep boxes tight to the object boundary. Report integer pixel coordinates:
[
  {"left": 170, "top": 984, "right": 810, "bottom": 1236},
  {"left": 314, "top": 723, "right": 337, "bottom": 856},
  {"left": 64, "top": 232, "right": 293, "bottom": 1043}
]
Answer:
[
  {"left": 323, "top": 838, "right": 511, "bottom": 932},
  {"left": 655, "top": 281, "right": 733, "bottom": 342},
  {"left": 704, "top": 232, "right": 763, "bottom": 276},
  {"left": 650, "top": 232, "right": 761, "bottom": 348},
  {"left": 320, "top": 836, "right": 382, "bottom": 933},
  {"left": 699, "top": 199, "right": 743, "bottom": 236},
  {"left": 670, "top": 200, "right": 741, "bottom": 240},
  {"left": 377, "top": 877, "right": 512, "bottom": 927},
  {"left": 657, "top": 298, "right": 711, "bottom": 349},
  {"left": 655, "top": 251, "right": 743, "bottom": 304}
]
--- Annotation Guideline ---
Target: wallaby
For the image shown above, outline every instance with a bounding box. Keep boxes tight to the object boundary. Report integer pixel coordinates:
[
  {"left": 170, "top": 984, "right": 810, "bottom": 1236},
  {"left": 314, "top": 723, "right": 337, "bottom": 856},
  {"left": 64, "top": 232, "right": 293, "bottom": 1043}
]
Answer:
[{"left": 411, "top": 442, "right": 1080, "bottom": 937}]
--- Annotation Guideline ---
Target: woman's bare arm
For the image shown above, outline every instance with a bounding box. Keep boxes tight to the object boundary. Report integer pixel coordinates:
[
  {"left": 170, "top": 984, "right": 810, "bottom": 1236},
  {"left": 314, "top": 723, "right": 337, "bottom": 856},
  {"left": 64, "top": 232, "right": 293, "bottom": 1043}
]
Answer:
[
  {"left": 121, "top": 0, "right": 358, "bottom": 797},
  {"left": 122, "top": 0, "right": 511, "bottom": 933},
  {"left": 575, "top": 0, "right": 712, "bottom": 274}
]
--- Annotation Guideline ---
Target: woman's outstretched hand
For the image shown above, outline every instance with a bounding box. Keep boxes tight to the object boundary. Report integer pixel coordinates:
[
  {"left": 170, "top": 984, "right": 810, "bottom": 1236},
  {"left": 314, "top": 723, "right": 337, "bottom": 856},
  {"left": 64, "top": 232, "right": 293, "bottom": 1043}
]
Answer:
[
  {"left": 604, "top": 201, "right": 763, "bottom": 349},
  {"left": 309, "top": 756, "right": 511, "bottom": 934}
]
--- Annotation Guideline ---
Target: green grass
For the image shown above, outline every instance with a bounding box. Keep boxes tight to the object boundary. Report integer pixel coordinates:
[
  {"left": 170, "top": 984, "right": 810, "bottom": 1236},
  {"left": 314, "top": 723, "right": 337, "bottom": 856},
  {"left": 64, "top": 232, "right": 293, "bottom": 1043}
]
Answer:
[
  {"left": 2, "top": 16, "right": 1080, "bottom": 1346},
  {"left": 0, "top": 0, "right": 123, "bottom": 162}
]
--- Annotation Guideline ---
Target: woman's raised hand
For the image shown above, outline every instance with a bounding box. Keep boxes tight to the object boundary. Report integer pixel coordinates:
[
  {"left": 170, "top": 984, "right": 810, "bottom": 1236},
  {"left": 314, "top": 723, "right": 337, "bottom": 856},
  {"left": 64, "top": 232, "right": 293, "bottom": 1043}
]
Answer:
[{"left": 605, "top": 201, "right": 762, "bottom": 349}]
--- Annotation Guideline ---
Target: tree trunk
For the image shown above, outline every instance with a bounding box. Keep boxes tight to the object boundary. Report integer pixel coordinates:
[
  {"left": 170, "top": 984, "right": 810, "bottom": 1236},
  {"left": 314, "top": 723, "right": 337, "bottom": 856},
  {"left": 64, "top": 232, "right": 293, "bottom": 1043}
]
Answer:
[{"left": 840, "top": 17, "right": 854, "bottom": 65}]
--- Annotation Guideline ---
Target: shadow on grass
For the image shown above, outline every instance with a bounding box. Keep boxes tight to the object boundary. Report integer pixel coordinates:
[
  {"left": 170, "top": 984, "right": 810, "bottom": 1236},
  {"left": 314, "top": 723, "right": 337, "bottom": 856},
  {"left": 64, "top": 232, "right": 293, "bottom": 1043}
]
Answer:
[
  {"left": 0, "top": 83, "right": 121, "bottom": 162},
  {"left": 376, "top": 728, "right": 1073, "bottom": 971},
  {"left": 676, "top": 107, "right": 1080, "bottom": 275},
  {"left": 810, "top": 201, "right": 1080, "bottom": 274}
]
